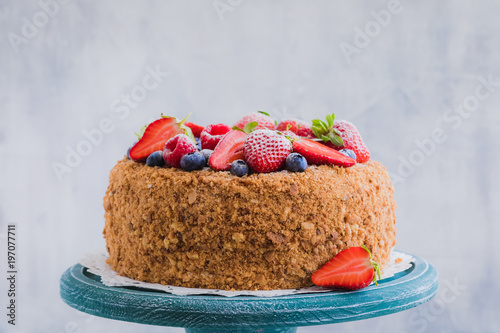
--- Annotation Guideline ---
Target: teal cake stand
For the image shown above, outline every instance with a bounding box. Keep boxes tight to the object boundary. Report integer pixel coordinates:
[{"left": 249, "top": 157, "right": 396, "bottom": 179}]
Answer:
[{"left": 60, "top": 251, "right": 438, "bottom": 333}]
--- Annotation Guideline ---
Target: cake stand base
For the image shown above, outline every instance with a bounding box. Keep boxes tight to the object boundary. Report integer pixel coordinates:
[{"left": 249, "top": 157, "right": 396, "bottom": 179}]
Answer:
[{"left": 60, "top": 251, "right": 437, "bottom": 332}]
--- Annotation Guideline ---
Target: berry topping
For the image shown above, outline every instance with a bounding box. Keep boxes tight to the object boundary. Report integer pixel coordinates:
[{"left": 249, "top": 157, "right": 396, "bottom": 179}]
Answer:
[
  {"left": 200, "top": 149, "right": 213, "bottom": 166},
  {"left": 163, "top": 134, "right": 198, "bottom": 168},
  {"left": 286, "top": 153, "right": 307, "bottom": 172},
  {"left": 339, "top": 148, "right": 357, "bottom": 161},
  {"left": 185, "top": 122, "right": 205, "bottom": 138},
  {"left": 145, "top": 151, "right": 166, "bottom": 167},
  {"left": 209, "top": 130, "right": 247, "bottom": 171},
  {"left": 311, "top": 113, "right": 370, "bottom": 163},
  {"left": 230, "top": 160, "right": 250, "bottom": 177},
  {"left": 333, "top": 120, "right": 370, "bottom": 163},
  {"left": 292, "top": 138, "right": 355, "bottom": 167},
  {"left": 234, "top": 111, "right": 276, "bottom": 131},
  {"left": 243, "top": 129, "right": 292, "bottom": 173},
  {"left": 180, "top": 152, "right": 206, "bottom": 171},
  {"left": 126, "top": 142, "right": 137, "bottom": 160},
  {"left": 200, "top": 123, "right": 231, "bottom": 150},
  {"left": 129, "top": 115, "right": 194, "bottom": 162},
  {"left": 276, "top": 119, "right": 314, "bottom": 138},
  {"left": 312, "top": 246, "right": 381, "bottom": 290},
  {"left": 311, "top": 113, "right": 344, "bottom": 148}
]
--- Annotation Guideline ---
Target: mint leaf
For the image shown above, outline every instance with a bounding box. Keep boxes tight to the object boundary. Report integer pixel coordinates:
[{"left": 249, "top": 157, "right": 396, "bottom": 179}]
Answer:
[{"left": 243, "top": 121, "right": 258, "bottom": 134}]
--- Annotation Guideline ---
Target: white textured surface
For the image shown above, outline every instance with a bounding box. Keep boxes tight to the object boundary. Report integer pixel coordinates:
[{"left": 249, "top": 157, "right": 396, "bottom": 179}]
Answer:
[
  {"left": 1, "top": 1, "right": 500, "bottom": 332},
  {"left": 80, "top": 250, "right": 414, "bottom": 297}
]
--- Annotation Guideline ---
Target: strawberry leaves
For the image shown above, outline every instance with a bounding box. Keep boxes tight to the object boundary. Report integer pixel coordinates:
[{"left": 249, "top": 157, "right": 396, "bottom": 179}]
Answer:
[{"left": 311, "top": 113, "right": 344, "bottom": 148}]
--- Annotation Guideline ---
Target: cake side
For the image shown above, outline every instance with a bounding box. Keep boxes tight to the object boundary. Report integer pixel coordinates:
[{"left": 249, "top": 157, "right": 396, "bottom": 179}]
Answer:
[{"left": 103, "top": 158, "right": 396, "bottom": 291}]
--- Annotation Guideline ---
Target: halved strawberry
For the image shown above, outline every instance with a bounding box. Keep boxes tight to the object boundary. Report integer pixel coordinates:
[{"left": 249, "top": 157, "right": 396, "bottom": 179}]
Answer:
[
  {"left": 312, "top": 246, "right": 381, "bottom": 290},
  {"left": 129, "top": 115, "right": 193, "bottom": 162},
  {"left": 292, "top": 138, "right": 355, "bottom": 167},
  {"left": 185, "top": 122, "right": 205, "bottom": 138},
  {"left": 209, "top": 130, "right": 247, "bottom": 171}
]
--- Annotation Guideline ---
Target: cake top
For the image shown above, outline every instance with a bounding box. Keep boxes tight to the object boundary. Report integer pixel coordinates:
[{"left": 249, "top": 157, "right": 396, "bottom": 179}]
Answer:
[{"left": 126, "top": 111, "right": 371, "bottom": 176}]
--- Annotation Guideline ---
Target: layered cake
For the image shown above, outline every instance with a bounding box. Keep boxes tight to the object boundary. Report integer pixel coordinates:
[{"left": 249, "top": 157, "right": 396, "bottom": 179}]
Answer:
[{"left": 103, "top": 112, "right": 397, "bottom": 291}]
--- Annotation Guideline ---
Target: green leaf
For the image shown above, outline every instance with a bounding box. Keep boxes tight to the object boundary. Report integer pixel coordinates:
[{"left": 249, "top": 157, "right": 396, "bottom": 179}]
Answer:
[
  {"left": 243, "top": 121, "right": 258, "bottom": 134},
  {"left": 326, "top": 114, "right": 333, "bottom": 128},
  {"left": 328, "top": 134, "right": 344, "bottom": 147},
  {"left": 258, "top": 111, "right": 270, "bottom": 117},
  {"left": 311, "top": 128, "right": 322, "bottom": 139},
  {"left": 321, "top": 135, "right": 330, "bottom": 142},
  {"left": 232, "top": 126, "right": 245, "bottom": 132},
  {"left": 182, "top": 126, "right": 196, "bottom": 144},
  {"left": 312, "top": 119, "right": 323, "bottom": 127}
]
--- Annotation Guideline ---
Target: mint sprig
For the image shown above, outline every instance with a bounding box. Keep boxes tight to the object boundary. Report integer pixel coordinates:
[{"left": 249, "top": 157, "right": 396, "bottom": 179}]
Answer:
[{"left": 311, "top": 113, "right": 344, "bottom": 148}]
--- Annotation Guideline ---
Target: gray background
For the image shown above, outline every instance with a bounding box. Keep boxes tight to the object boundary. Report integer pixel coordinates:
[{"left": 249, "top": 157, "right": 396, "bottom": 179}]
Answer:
[{"left": 1, "top": 0, "right": 499, "bottom": 332}]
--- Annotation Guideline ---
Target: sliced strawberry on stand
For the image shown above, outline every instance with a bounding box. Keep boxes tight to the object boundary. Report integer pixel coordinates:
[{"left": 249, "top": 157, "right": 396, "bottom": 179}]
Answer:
[
  {"left": 292, "top": 138, "right": 355, "bottom": 167},
  {"left": 128, "top": 114, "right": 194, "bottom": 162},
  {"left": 185, "top": 122, "right": 205, "bottom": 138},
  {"left": 312, "top": 246, "right": 381, "bottom": 290}
]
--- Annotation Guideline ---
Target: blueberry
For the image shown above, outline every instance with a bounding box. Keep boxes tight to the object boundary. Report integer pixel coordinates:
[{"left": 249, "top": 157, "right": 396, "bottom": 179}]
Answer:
[
  {"left": 339, "top": 149, "right": 357, "bottom": 161},
  {"left": 230, "top": 160, "right": 249, "bottom": 177},
  {"left": 180, "top": 152, "right": 206, "bottom": 171},
  {"left": 200, "top": 149, "right": 213, "bottom": 166},
  {"left": 127, "top": 141, "right": 138, "bottom": 159},
  {"left": 195, "top": 137, "right": 202, "bottom": 150},
  {"left": 286, "top": 153, "right": 307, "bottom": 172},
  {"left": 146, "top": 151, "right": 165, "bottom": 167}
]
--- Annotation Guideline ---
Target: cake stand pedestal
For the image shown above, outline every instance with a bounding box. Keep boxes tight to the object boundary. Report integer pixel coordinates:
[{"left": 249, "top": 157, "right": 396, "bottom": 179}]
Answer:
[{"left": 60, "top": 251, "right": 438, "bottom": 333}]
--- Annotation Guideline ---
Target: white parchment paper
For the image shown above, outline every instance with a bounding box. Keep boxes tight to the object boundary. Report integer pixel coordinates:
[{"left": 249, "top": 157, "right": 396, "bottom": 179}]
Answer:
[{"left": 80, "top": 250, "right": 414, "bottom": 297}]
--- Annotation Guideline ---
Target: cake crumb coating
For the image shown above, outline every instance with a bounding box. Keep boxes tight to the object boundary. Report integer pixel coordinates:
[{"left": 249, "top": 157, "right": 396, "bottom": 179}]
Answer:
[{"left": 103, "top": 158, "right": 397, "bottom": 290}]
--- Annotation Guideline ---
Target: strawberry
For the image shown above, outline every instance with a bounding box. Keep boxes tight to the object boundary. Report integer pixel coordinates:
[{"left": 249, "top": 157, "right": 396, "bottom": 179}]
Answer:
[
  {"left": 292, "top": 138, "right": 355, "bottom": 167},
  {"left": 129, "top": 115, "right": 193, "bottom": 162},
  {"left": 333, "top": 120, "right": 371, "bottom": 163},
  {"left": 200, "top": 123, "right": 231, "bottom": 150},
  {"left": 234, "top": 111, "right": 276, "bottom": 131},
  {"left": 185, "top": 122, "right": 205, "bottom": 138},
  {"left": 311, "top": 246, "right": 381, "bottom": 290},
  {"left": 296, "top": 125, "right": 315, "bottom": 139},
  {"left": 276, "top": 119, "right": 315, "bottom": 139},
  {"left": 208, "top": 130, "right": 247, "bottom": 171},
  {"left": 243, "top": 129, "right": 292, "bottom": 173},
  {"left": 311, "top": 113, "right": 370, "bottom": 163},
  {"left": 163, "top": 134, "right": 197, "bottom": 168}
]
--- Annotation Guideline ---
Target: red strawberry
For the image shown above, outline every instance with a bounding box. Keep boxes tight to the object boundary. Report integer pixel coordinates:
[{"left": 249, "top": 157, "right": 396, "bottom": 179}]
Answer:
[
  {"left": 234, "top": 111, "right": 275, "bottom": 131},
  {"left": 208, "top": 130, "right": 247, "bottom": 171},
  {"left": 312, "top": 246, "right": 381, "bottom": 290},
  {"left": 185, "top": 122, "right": 205, "bottom": 138},
  {"left": 311, "top": 114, "right": 370, "bottom": 163},
  {"left": 163, "top": 134, "right": 197, "bottom": 168},
  {"left": 296, "top": 125, "right": 315, "bottom": 139},
  {"left": 333, "top": 120, "right": 371, "bottom": 163},
  {"left": 276, "top": 119, "right": 315, "bottom": 139},
  {"left": 129, "top": 116, "right": 192, "bottom": 162},
  {"left": 244, "top": 129, "right": 292, "bottom": 173},
  {"left": 200, "top": 123, "right": 231, "bottom": 150},
  {"left": 292, "top": 138, "right": 355, "bottom": 167}
]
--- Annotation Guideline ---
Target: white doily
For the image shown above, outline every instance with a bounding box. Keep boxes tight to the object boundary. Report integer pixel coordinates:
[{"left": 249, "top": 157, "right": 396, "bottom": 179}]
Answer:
[{"left": 80, "top": 250, "right": 414, "bottom": 298}]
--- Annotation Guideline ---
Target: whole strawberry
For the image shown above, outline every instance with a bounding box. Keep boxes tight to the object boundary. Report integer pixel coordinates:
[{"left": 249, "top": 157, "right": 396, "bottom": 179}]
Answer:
[
  {"left": 311, "top": 113, "right": 370, "bottom": 163},
  {"left": 333, "top": 120, "right": 370, "bottom": 163},
  {"left": 243, "top": 129, "right": 292, "bottom": 173},
  {"left": 234, "top": 111, "right": 275, "bottom": 131},
  {"left": 276, "top": 119, "right": 315, "bottom": 139},
  {"left": 163, "top": 134, "right": 197, "bottom": 168}
]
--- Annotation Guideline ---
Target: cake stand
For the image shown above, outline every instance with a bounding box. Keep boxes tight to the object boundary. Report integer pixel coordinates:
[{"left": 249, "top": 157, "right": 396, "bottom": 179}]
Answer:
[{"left": 60, "top": 251, "right": 438, "bottom": 333}]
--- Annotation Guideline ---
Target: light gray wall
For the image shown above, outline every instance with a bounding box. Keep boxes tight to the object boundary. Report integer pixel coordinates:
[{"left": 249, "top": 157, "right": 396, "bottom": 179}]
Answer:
[{"left": 1, "top": 0, "right": 499, "bottom": 332}]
